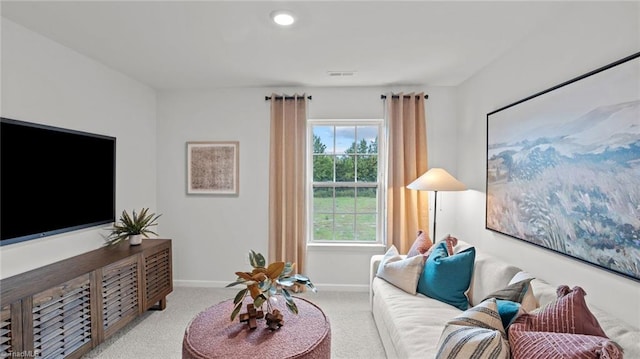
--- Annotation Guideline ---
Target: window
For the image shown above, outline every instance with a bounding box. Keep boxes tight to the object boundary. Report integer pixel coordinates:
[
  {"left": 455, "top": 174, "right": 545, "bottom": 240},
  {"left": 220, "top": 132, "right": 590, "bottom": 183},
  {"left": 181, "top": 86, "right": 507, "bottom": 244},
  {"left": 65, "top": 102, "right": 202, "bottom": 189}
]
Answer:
[{"left": 308, "top": 119, "right": 385, "bottom": 243}]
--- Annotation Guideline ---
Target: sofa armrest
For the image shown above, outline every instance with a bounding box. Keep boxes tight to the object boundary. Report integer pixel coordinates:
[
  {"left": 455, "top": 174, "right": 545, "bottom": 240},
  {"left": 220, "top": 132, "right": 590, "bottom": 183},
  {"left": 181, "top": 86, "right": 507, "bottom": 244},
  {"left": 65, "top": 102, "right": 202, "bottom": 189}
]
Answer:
[
  {"left": 370, "top": 254, "right": 385, "bottom": 309},
  {"left": 370, "top": 255, "right": 385, "bottom": 282}
]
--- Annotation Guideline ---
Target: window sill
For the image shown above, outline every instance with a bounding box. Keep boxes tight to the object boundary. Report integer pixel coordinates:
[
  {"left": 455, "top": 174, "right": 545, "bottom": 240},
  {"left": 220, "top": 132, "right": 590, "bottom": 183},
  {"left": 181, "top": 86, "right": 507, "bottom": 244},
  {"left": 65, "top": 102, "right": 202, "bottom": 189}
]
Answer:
[{"left": 307, "top": 242, "right": 386, "bottom": 252}]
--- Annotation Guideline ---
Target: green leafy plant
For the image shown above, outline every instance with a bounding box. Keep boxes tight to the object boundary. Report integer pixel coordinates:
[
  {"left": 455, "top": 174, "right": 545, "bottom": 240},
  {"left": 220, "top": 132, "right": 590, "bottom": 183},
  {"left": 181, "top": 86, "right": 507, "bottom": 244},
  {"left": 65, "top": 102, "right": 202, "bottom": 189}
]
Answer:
[
  {"left": 105, "top": 208, "right": 161, "bottom": 246},
  {"left": 226, "top": 250, "right": 316, "bottom": 321}
]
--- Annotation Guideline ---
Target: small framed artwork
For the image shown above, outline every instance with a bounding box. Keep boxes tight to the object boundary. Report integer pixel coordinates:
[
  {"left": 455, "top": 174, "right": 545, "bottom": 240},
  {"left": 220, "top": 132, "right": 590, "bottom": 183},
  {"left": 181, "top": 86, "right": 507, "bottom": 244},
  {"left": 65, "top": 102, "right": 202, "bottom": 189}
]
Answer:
[{"left": 187, "top": 141, "right": 239, "bottom": 195}]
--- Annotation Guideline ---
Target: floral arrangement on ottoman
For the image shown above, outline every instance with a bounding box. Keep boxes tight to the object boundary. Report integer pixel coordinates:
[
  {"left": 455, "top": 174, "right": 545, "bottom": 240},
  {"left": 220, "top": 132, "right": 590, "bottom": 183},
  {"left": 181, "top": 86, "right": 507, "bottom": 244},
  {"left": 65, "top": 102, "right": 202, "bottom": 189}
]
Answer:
[{"left": 226, "top": 250, "right": 316, "bottom": 330}]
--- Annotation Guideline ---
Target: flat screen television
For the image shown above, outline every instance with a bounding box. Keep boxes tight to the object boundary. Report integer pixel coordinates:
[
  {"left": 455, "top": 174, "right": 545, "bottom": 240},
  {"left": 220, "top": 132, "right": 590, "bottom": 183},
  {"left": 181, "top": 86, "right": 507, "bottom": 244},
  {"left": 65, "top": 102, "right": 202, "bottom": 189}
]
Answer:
[{"left": 1, "top": 117, "right": 116, "bottom": 246}]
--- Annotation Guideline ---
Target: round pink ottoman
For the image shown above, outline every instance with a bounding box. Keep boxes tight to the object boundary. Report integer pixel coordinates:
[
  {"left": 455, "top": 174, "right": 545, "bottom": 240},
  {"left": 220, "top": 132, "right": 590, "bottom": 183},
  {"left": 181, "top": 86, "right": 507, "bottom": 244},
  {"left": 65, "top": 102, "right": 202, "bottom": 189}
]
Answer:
[{"left": 182, "top": 297, "right": 331, "bottom": 359}]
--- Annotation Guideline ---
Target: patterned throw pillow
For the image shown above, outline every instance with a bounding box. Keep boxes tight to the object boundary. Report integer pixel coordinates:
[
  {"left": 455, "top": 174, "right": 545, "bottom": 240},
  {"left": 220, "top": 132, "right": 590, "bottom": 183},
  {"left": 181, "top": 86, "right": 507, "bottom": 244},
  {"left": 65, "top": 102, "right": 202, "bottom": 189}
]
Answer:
[
  {"left": 435, "top": 298, "right": 510, "bottom": 359},
  {"left": 407, "top": 230, "right": 432, "bottom": 257},
  {"left": 516, "top": 285, "right": 608, "bottom": 337},
  {"left": 417, "top": 241, "right": 476, "bottom": 310},
  {"left": 376, "top": 245, "right": 425, "bottom": 294},
  {"left": 509, "top": 328, "right": 623, "bottom": 359},
  {"left": 506, "top": 285, "right": 623, "bottom": 358}
]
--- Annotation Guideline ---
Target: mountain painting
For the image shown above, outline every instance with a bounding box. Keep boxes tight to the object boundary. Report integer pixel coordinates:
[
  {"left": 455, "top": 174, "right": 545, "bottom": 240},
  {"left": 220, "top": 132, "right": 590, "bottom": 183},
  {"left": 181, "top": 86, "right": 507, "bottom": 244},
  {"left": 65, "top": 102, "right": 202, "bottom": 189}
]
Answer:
[{"left": 486, "top": 52, "right": 640, "bottom": 281}]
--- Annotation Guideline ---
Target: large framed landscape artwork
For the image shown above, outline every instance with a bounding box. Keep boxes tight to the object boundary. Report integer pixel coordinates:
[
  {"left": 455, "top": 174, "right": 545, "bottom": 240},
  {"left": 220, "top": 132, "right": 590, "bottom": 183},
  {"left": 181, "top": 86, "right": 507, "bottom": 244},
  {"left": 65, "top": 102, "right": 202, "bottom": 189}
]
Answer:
[{"left": 486, "top": 52, "right": 640, "bottom": 281}]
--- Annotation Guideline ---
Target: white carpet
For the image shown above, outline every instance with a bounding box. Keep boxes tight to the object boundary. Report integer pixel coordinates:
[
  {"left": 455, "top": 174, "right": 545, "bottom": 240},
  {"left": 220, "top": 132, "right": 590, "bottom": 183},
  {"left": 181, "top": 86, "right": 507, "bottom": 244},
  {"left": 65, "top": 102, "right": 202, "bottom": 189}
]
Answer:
[{"left": 84, "top": 287, "right": 386, "bottom": 359}]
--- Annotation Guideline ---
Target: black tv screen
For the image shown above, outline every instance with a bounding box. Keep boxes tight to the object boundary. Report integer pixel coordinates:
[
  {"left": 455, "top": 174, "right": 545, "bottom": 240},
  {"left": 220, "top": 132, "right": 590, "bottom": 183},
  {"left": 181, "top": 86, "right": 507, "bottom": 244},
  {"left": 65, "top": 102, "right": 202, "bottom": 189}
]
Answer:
[{"left": 1, "top": 117, "right": 116, "bottom": 245}]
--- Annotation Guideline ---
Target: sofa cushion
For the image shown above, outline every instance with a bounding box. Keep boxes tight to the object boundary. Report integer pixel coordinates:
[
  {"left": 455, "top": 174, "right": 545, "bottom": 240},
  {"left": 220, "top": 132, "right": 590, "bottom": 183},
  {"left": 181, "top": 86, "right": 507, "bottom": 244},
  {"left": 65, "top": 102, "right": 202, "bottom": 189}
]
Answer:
[
  {"left": 407, "top": 230, "right": 432, "bottom": 257},
  {"left": 376, "top": 245, "right": 425, "bottom": 295},
  {"left": 372, "top": 277, "right": 462, "bottom": 358},
  {"left": 467, "top": 251, "right": 522, "bottom": 307},
  {"left": 435, "top": 298, "right": 509, "bottom": 359},
  {"left": 509, "top": 328, "right": 623, "bottom": 359},
  {"left": 417, "top": 241, "right": 475, "bottom": 310}
]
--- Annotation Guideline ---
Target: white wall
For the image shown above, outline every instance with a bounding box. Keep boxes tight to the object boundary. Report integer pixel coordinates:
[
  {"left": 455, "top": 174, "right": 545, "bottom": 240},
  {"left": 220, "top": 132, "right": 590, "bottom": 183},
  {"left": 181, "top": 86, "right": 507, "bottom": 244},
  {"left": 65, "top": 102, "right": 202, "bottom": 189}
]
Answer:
[
  {"left": 455, "top": 2, "right": 640, "bottom": 327},
  {"left": 0, "top": 19, "right": 157, "bottom": 278},
  {"left": 156, "top": 86, "right": 458, "bottom": 290}
]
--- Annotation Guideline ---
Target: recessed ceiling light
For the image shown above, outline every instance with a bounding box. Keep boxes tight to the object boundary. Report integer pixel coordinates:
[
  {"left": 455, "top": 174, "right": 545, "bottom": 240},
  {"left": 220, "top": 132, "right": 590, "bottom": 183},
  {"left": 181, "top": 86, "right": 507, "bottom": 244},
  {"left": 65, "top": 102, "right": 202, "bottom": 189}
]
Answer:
[{"left": 271, "top": 11, "right": 295, "bottom": 26}]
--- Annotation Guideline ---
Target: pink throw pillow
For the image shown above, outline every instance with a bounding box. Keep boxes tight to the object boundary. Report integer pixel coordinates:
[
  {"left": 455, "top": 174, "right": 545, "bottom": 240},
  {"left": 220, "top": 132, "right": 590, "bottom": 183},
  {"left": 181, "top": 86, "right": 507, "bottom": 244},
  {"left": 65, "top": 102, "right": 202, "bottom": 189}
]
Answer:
[
  {"left": 420, "top": 234, "right": 458, "bottom": 259},
  {"left": 444, "top": 235, "right": 457, "bottom": 256},
  {"left": 407, "top": 230, "right": 432, "bottom": 257},
  {"left": 509, "top": 328, "right": 623, "bottom": 359},
  {"left": 514, "top": 285, "right": 607, "bottom": 337}
]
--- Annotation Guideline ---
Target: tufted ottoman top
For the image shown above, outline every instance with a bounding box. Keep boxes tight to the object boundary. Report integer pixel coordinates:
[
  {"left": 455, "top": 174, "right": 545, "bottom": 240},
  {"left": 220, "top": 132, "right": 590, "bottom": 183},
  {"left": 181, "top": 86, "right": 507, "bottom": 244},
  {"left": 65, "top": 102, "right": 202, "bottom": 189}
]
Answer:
[{"left": 182, "top": 296, "right": 331, "bottom": 359}]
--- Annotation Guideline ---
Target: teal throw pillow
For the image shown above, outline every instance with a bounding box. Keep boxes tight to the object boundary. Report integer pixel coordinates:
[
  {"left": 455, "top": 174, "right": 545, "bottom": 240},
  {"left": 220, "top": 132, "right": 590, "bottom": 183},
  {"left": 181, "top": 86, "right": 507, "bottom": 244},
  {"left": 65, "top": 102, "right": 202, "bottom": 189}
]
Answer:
[
  {"left": 417, "top": 241, "right": 476, "bottom": 310},
  {"left": 495, "top": 299, "right": 521, "bottom": 330}
]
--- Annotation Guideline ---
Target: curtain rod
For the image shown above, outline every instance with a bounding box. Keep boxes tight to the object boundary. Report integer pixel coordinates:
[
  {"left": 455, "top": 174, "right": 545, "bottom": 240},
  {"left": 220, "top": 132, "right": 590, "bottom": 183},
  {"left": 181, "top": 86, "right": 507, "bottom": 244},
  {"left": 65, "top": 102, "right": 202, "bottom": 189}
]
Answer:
[
  {"left": 265, "top": 95, "right": 312, "bottom": 100},
  {"left": 381, "top": 94, "right": 429, "bottom": 100}
]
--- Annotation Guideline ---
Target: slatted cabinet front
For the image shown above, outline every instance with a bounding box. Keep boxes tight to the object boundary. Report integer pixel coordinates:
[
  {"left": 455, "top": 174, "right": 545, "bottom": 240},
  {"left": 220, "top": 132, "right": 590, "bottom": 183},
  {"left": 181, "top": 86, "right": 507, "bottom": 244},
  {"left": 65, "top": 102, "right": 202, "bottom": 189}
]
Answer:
[
  {"left": 144, "top": 247, "right": 172, "bottom": 310},
  {"left": 101, "top": 256, "right": 140, "bottom": 338},
  {"left": 30, "top": 274, "right": 92, "bottom": 359},
  {"left": 0, "top": 304, "right": 14, "bottom": 357}
]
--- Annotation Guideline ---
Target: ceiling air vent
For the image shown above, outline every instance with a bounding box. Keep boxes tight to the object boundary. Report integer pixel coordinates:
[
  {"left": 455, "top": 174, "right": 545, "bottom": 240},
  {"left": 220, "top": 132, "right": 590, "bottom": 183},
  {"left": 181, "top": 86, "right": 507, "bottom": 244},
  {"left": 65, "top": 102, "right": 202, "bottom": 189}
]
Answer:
[{"left": 327, "top": 71, "right": 356, "bottom": 77}]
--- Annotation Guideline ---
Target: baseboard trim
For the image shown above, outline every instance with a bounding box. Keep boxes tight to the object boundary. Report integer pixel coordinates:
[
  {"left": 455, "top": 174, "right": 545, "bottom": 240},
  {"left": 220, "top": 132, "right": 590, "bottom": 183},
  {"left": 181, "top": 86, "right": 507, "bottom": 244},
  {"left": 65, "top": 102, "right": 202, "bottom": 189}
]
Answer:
[
  {"left": 313, "top": 283, "right": 369, "bottom": 292},
  {"left": 174, "top": 280, "right": 230, "bottom": 288},
  {"left": 174, "top": 280, "right": 369, "bottom": 292}
]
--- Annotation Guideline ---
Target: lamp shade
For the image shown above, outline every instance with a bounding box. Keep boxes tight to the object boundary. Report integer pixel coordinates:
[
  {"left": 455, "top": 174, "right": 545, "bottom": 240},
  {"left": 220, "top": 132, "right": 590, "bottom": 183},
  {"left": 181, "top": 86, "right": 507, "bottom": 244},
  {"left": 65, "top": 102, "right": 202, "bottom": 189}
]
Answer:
[{"left": 406, "top": 168, "right": 466, "bottom": 191}]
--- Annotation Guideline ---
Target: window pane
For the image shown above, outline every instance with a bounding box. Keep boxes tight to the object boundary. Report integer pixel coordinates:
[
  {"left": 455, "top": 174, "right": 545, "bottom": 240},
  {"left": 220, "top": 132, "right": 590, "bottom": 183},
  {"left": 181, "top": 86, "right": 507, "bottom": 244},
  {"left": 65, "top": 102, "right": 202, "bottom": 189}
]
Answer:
[
  {"left": 309, "top": 120, "right": 383, "bottom": 243},
  {"left": 313, "top": 155, "right": 334, "bottom": 181},
  {"left": 357, "top": 126, "right": 378, "bottom": 154},
  {"left": 314, "top": 212, "right": 334, "bottom": 240},
  {"left": 335, "top": 155, "right": 355, "bottom": 182},
  {"left": 335, "top": 214, "right": 355, "bottom": 240},
  {"left": 334, "top": 188, "right": 355, "bottom": 213},
  {"left": 313, "top": 187, "right": 333, "bottom": 213},
  {"left": 313, "top": 126, "right": 334, "bottom": 154},
  {"left": 335, "top": 126, "right": 355, "bottom": 154},
  {"left": 356, "top": 214, "right": 377, "bottom": 241},
  {"left": 356, "top": 188, "right": 377, "bottom": 212},
  {"left": 356, "top": 155, "right": 378, "bottom": 182}
]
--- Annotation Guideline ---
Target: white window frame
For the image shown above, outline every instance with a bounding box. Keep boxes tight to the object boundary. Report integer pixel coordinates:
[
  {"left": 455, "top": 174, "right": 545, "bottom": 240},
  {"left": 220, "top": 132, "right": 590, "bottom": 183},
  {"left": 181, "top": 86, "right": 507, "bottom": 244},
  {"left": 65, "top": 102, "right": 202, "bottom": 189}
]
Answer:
[{"left": 306, "top": 119, "right": 386, "bottom": 245}]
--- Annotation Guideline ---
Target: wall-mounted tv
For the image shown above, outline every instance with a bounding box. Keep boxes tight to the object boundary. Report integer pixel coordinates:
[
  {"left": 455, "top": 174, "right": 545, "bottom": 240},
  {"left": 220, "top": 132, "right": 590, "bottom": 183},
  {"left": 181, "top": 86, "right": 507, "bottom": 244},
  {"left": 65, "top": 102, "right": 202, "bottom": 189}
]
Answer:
[{"left": 1, "top": 117, "right": 116, "bottom": 246}]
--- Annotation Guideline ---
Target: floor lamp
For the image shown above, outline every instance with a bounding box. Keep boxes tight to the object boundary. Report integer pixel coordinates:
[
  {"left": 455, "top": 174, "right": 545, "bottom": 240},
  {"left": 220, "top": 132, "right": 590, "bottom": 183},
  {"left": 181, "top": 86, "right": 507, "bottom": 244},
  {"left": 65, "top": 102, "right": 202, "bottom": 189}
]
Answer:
[{"left": 407, "top": 168, "right": 466, "bottom": 240}]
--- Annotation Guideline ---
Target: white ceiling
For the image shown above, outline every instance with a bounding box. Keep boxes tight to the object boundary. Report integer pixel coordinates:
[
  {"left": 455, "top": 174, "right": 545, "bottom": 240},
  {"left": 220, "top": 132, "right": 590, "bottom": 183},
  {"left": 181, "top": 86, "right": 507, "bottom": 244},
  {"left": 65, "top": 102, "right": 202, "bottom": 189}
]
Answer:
[{"left": 1, "top": 1, "right": 574, "bottom": 91}]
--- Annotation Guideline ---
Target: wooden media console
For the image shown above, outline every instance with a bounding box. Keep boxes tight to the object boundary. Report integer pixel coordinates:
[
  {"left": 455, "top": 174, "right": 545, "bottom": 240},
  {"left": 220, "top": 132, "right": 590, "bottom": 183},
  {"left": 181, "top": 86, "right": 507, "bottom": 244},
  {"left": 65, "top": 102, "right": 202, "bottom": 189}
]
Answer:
[{"left": 0, "top": 238, "right": 173, "bottom": 358}]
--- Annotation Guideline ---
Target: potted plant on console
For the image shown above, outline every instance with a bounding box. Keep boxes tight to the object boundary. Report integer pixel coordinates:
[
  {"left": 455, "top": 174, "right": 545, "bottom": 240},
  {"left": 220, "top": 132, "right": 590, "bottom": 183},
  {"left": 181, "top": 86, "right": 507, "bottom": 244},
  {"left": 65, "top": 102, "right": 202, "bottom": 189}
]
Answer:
[{"left": 106, "top": 208, "right": 161, "bottom": 246}]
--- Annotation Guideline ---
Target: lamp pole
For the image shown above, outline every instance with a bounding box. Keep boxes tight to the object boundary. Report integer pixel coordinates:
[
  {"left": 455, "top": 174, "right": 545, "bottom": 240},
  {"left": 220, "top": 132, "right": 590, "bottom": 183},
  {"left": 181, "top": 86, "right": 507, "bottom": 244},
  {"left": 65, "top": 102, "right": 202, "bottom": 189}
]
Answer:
[{"left": 432, "top": 190, "right": 438, "bottom": 240}]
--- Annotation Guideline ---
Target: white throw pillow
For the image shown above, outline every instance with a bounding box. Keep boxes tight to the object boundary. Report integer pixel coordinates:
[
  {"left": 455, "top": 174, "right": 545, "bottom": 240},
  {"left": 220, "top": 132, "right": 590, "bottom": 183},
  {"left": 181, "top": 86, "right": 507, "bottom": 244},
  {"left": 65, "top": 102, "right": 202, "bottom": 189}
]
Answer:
[{"left": 376, "top": 245, "right": 424, "bottom": 294}]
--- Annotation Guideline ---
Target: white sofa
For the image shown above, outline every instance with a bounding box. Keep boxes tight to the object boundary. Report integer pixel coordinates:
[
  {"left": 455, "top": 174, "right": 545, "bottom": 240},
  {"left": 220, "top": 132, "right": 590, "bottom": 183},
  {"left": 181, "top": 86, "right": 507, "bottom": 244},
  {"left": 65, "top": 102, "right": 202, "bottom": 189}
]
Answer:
[{"left": 369, "top": 240, "right": 640, "bottom": 358}]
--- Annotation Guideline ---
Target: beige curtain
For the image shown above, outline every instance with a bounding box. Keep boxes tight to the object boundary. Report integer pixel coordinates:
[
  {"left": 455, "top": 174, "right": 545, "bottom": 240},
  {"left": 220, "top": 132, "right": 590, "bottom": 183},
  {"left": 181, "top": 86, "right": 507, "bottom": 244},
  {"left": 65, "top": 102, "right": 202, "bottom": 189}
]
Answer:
[
  {"left": 386, "top": 92, "right": 429, "bottom": 254},
  {"left": 268, "top": 94, "right": 308, "bottom": 273}
]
